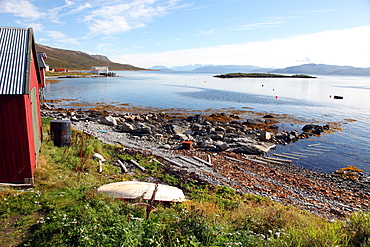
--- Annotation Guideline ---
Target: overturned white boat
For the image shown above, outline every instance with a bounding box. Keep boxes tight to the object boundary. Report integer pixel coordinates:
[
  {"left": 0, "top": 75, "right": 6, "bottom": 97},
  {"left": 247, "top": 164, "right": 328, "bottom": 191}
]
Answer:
[{"left": 97, "top": 181, "right": 186, "bottom": 202}]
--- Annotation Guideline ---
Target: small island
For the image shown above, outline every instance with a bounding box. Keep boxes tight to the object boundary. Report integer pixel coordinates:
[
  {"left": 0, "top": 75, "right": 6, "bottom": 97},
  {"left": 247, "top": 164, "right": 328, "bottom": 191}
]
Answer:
[{"left": 214, "top": 73, "right": 316, "bottom": 78}]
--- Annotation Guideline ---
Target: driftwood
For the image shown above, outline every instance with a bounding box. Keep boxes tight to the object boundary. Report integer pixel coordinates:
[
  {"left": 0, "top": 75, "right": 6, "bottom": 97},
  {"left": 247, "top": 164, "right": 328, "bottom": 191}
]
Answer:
[
  {"left": 241, "top": 156, "right": 268, "bottom": 165},
  {"left": 263, "top": 156, "right": 292, "bottom": 163},
  {"left": 161, "top": 157, "right": 183, "bottom": 167},
  {"left": 225, "top": 156, "right": 244, "bottom": 163},
  {"left": 256, "top": 156, "right": 283, "bottom": 165},
  {"left": 117, "top": 159, "right": 128, "bottom": 173},
  {"left": 178, "top": 156, "right": 201, "bottom": 167},
  {"left": 291, "top": 151, "right": 317, "bottom": 156},
  {"left": 282, "top": 152, "right": 308, "bottom": 158},
  {"left": 130, "top": 159, "right": 146, "bottom": 172},
  {"left": 192, "top": 156, "right": 212, "bottom": 166},
  {"left": 274, "top": 153, "right": 300, "bottom": 160},
  {"left": 152, "top": 158, "right": 165, "bottom": 166}
]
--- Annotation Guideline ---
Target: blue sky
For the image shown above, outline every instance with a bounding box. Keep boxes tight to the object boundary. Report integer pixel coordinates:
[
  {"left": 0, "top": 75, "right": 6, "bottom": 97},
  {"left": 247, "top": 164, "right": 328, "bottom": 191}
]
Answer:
[{"left": 1, "top": 0, "right": 370, "bottom": 68}]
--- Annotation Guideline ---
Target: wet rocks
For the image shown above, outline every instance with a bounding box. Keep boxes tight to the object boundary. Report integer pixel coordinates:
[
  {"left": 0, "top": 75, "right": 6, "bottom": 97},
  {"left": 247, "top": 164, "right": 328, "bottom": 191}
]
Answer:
[
  {"left": 302, "top": 124, "right": 330, "bottom": 135},
  {"left": 259, "top": 131, "right": 273, "bottom": 141},
  {"left": 99, "top": 116, "right": 117, "bottom": 126},
  {"left": 42, "top": 109, "right": 331, "bottom": 156}
]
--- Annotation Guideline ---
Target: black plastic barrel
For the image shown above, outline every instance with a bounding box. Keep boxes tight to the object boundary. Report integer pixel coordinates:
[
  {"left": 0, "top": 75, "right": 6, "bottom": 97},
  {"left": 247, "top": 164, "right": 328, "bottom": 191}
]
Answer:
[{"left": 50, "top": 120, "right": 71, "bottom": 147}]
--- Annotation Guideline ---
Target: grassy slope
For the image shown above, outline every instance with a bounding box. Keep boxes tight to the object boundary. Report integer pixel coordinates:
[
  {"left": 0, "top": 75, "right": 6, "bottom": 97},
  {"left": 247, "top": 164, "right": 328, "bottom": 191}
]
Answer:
[
  {"left": 0, "top": 119, "right": 369, "bottom": 246},
  {"left": 36, "top": 44, "right": 147, "bottom": 71}
]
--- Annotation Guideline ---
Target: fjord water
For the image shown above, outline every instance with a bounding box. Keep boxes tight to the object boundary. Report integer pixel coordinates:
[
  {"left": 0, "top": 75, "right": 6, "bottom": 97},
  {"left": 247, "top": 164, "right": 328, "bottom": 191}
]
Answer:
[{"left": 45, "top": 71, "right": 370, "bottom": 174}]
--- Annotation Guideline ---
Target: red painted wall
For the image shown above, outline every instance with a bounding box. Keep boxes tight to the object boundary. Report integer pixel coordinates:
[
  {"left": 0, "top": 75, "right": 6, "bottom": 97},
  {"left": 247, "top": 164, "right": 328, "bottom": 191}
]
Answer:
[
  {"left": 0, "top": 46, "right": 41, "bottom": 183},
  {"left": 0, "top": 96, "right": 33, "bottom": 182}
]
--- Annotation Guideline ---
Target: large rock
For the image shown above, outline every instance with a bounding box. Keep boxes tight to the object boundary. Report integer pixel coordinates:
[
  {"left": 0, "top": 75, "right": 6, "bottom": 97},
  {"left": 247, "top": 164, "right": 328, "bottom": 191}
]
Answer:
[
  {"left": 119, "top": 122, "right": 135, "bottom": 132},
  {"left": 234, "top": 142, "right": 276, "bottom": 155},
  {"left": 171, "top": 124, "right": 190, "bottom": 135},
  {"left": 99, "top": 116, "right": 117, "bottom": 126},
  {"left": 259, "top": 131, "right": 273, "bottom": 141},
  {"left": 247, "top": 119, "right": 265, "bottom": 125},
  {"left": 132, "top": 123, "right": 152, "bottom": 136},
  {"left": 302, "top": 124, "right": 314, "bottom": 132}
]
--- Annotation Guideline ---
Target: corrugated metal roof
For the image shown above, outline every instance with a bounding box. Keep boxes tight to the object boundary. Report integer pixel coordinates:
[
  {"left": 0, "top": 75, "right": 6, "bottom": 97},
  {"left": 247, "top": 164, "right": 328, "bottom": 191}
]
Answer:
[
  {"left": 0, "top": 27, "right": 30, "bottom": 95},
  {"left": 37, "top": 52, "right": 47, "bottom": 68}
]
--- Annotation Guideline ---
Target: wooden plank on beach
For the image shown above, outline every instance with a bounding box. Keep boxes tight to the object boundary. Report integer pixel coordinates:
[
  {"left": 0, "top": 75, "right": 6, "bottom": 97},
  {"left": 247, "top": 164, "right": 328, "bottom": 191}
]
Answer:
[
  {"left": 291, "top": 151, "right": 317, "bottom": 156},
  {"left": 130, "top": 159, "right": 146, "bottom": 172},
  {"left": 241, "top": 156, "right": 268, "bottom": 165},
  {"left": 256, "top": 157, "right": 283, "bottom": 165},
  {"left": 282, "top": 152, "right": 308, "bottom": 158},
  {"left": 307, "top": 143, "right": 332, "bottom": 150},
  {"left": 300, "top": 149, "right": 323, "bottom": 154},
  {"left": 263, "top": 156, "right": 292, "bottom": 163},
  {"left": 117, "top": 159, "right": 128, "bottom": 173},
  {"left": 308, "top": 147, "right": 331, "bottom": 151},
  {"left": 152, "top": 158, "right": 165, "bottom": 166},
  {"left": 273, "top": 153, "right": 300, "bottom": 160},
  {"left": 162, "top": 157, "right": 183, "bottom": 167},
  {"left": 307, "top": 143, "right": 322, "bottom": 147},
  {"left": 179, "top": 156, "right": 201, "bottom": 167},
  {"left": 193, "top": 156, "right": 212, "bottom": 166},
  {"left": 225, "top": 156, "right": 244, "bottom": 163}
]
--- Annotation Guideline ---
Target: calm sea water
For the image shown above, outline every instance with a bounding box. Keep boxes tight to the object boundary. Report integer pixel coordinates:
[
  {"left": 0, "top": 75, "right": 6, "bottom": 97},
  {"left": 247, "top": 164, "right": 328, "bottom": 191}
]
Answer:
[{"left": 44, "top": 71, "right": 370, "bottom": 174}]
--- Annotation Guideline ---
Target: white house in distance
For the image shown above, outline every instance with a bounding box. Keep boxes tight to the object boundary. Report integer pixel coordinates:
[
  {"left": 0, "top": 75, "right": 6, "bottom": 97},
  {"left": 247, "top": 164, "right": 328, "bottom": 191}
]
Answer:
[{"left": 91, "top": 66, "right": 109, "bottom": 75}]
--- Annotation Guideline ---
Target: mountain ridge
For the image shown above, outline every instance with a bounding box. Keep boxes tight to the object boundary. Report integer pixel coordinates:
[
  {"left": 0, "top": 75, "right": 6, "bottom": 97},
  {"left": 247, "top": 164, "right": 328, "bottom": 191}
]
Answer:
[
  {"left": 150, "top": 63, "right": 370, "bottom": 76},
  {"left": 36, "top": 44, "right": 146, "bottom": 71},
  {"left": 272, "top": 63, "right": 370, "bottom": 75}
]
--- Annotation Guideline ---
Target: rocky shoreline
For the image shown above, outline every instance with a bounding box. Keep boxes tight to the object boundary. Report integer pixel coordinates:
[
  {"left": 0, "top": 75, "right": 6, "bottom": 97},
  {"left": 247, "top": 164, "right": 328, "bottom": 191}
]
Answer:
[{"left": 41, "top": 107, "right": 370, "bottom": 219}]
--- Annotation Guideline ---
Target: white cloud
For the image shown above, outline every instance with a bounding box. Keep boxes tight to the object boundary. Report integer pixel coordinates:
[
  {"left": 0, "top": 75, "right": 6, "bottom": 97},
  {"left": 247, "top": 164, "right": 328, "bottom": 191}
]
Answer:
[
  {"left": 197, "top": 29, "right": 215, "bottom": 36},
  {"left": 46, "top": 31, "right": 80, "bottom": 45},
  {"left": 97, "top": 43, "right": 109, "bottom": 51},
  {"left": 61, "top": 3, "right": 93, "bottom": 16},
  {"left": 15, "top": 20, "right": 43, "bottom": 32},
  {"left": 0, "top": 0, "right": 42, "bottom": 19},
  {"left": 236, "top": 20, "right": 287, "bottom": 31},
  {"left": 82, "top": 0, "right": 182, "bottom": 35},
  {"left": 111, "top": 26, "right": 370, "bottom": 68}
]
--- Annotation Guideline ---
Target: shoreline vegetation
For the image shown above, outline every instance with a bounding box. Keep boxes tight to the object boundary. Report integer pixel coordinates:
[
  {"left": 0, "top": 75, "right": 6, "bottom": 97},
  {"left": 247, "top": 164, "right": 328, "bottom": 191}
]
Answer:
[
  {"left": 1, "top": 105, "right": 369, "bottom": 246},
  {"left": 214, "top": 73, "right": 316, "bottom": 78}
]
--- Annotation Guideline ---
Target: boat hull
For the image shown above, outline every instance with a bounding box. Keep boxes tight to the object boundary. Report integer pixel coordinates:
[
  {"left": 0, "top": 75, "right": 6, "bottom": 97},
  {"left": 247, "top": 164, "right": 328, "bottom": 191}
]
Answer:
[{"left": 97, "top": 181, "right": 185, "bottom": 202}]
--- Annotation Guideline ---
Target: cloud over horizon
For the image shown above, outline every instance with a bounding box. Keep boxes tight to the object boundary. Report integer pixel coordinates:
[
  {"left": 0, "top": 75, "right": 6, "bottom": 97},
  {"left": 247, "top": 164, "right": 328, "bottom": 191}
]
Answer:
[{"left": 112, "top": 25, "right": 370, "bottom": 68}]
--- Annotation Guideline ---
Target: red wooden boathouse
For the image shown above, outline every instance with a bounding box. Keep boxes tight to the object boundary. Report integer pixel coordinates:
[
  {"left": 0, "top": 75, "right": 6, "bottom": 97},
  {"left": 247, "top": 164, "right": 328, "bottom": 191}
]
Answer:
[{"left": 0, "top": 27, "right": 46, "bottom": 183}]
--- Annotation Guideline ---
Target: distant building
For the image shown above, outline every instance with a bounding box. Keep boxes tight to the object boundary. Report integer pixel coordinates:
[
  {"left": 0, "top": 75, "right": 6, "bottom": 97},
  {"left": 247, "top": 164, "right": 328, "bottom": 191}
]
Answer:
[
  {"left": 91, "top": 66, "right": 109, "bottom": 75},
  {"left": 0, "top": 27, "right": 46, "bottom": 183},
  {"left": 54, "top": 68, "right": 68, "bottom": 72},
  {"left": 37, "top": 52, "right": 47, "bottom": 83}
]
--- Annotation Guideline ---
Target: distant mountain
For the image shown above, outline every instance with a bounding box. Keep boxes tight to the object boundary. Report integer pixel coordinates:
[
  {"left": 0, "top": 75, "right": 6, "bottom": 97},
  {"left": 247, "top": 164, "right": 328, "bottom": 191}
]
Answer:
[
  {"left": 149, "top": 65, "right": 173, "bottom": 71},
  {"left": 171, "top": 64, "right": 209, "bottom": 71},
  {"left": 91, "top": 54, "right": 111, "bottom": 62},
  {"left": 192, "top": 65, "right": 266, "bottom": 73},
  {"left": 149, "top": 64, "right": 271, "bottom": 73},
  {"left": 272, "top": 63, "right": 370, "bottom": 75},
  {"left": 36, "top": 44, "right": 146, "bottom": 71}
]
